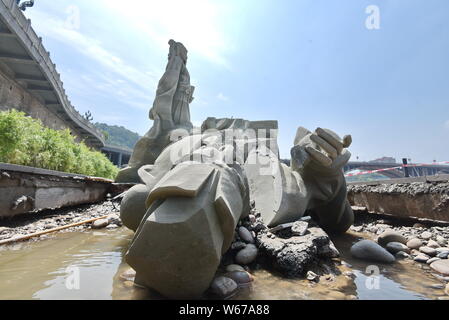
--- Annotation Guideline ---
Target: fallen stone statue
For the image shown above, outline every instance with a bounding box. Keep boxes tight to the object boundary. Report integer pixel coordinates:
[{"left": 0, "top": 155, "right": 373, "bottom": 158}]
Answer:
[{"left": 118, "top": 40, "right": 354, "bottom": 299}]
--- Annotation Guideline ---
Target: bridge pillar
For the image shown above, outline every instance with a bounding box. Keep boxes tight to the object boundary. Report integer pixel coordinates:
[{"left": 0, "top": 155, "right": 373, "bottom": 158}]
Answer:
[{"left": 117, "top": 152, "right": 123, "bottom": 168}]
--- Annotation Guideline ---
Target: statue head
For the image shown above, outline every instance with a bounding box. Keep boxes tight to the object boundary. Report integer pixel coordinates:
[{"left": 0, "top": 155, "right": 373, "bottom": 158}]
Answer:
[{"left": 168, "top": 39, "right": 188, "bottom": 63}]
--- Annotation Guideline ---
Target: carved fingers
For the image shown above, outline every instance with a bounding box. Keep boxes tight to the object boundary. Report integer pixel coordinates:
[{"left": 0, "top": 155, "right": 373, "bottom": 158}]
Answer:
[{"left": 294, "top": 127, "right": 352, "bottom": 170}]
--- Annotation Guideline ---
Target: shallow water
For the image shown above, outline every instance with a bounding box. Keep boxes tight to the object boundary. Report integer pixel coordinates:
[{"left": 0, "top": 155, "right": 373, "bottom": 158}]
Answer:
[{"left": 0, "top": 228, "right": 446, "bottom": 300}]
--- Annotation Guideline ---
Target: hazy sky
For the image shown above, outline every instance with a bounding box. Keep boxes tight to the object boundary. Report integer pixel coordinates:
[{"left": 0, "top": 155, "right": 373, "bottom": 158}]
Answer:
[{"left": 24, "top": 0, "right": 449, "bottom": 162}]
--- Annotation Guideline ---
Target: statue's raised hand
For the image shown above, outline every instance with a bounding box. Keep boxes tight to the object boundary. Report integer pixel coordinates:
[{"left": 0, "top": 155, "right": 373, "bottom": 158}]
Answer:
[{"left": 291, "top": 127, "right": 352, "bottom": 174}]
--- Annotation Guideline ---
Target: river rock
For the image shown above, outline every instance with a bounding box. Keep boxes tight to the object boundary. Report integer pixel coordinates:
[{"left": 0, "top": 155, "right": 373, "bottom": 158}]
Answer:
[
  {"left": 420, "top": 231, "right": 433, "bottom": 240},
  {"left": 436, "top": 247, "right": 449, "bottom": 254},
  {"left": 107, "top": 213, "right": 122, "bottom": 226},
  {"left": 92, "top": 219, "right": 109, "bottom": 229},
  {"left": 436, "top": 235, "right": 447, "bottom": 247},
  {"left": 231, "top": 241, "right": 247, "bottom": 251},
  {"left": 414, "top": 253, "right": 430, "bottom": 263},
  {"left": 395, "top": 251, "right": 410, "bottom": 259},
  {"left": 377, "top": 231, "right": 407, "bottom": 247},
  {"left": 437, "top": 251, "right": 449, "bottom": 259},
  {"left": 225, "top": 271, "right": 253, "bottom": 287},
  {"left": 407, "top": 238, "right": 423, "bottom": 250},
  {"left": 226, "top": 264, "right": 246, "bottom": 273},
  {"left": 210, "top": 276, "right": 238, "bottom": 298},
  {"left": 420, "top": 246, "right": 437, "bottom": 257},
  {"left": 0, "top": 227, "right": 10, "bottom": 234},
  {"left": 427, "top": 257, "right": 441, "bottom": 265},
  {"left": 238, "top": 227, "right": 255, "bottom": 244},
  {"left": 427, "top": 239, "right": 439, "bottom": 248},
  {"left": 291, "top": 221, "right": 308, "bottom": 236},
  {"left": 350, "top": 240, "right": 395, "bottom": 263},
  {"left": 386, "top": 242, "right": 410, "bottom": 254},
  {"left": 430, "top": 259, "right": 449, "bottom": 276},
  {"left": 248, "top": 215, "right": 256, "bottom": 224},
  {"left": 235, "top": 244, "right": 258, "bottom": 265},
  {"left": 306, "top": 271, "right": 319, "bottom": 282}
]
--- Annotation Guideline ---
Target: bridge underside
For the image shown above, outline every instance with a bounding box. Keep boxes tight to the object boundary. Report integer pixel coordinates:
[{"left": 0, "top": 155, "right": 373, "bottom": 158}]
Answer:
[{"left": 101, "top": 146, "right": 132, "bottom": 168}]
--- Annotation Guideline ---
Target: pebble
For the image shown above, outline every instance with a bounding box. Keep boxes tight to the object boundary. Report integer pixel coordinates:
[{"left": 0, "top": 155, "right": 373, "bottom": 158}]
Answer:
[
  {"left": 386, "top": 242, "right": 410, "bottom": 254},
  {"left": 299, "top": 216, "right": 312, "bottom": 222},
  {"left": 210, "top": 276, "right": 238, "bottom": 299},
  {"left": 420, "top": 246, "right": 437, "bottom": 257},
  {"left": 291, "top": 221, "right": 308, "bottom": 236},
  {"left": 91, "top": 219, "right": 109, "bottom": 229},
  {"left": 225, "top": 264, "right": 246, "bottom": 273},
  {"left": 235, "top": 244, "right": 258, "bottom": 265},
  {"left": 427, "top": 257, "right": 441, "bottom": 265},
  {"left": 106, "top": 224, "right": 119, "bottom": 229},
  {"left": 395, "top": 251, "right": 410, "bottom": 259},
  {"left": 231, "top": 241, "right": 247, "bottom": 251},
  {"left": 430, "top": 259, "right": 449, "bottom": 276},
  {"left": 427, "top": 240, "right": 440, "bottom": 248},
  {"left": 420, "top": 231, "right": 433, "bottom": 240},
  {"left": 377, "top": 231, "right": 407, "bottom": 247},
  {"left": 437, "top": 252, "right": 449, "bottom": 259},
  {"left": 429, "top": 283, "right": 445, "bottom": 289},
  {"left": 107, "top": 213, "right": 122, "bottom": 226},
  {"left": 306, "top": 271, "right": 319, "bottom": 282},
  {"left": 343, "top": 271, "right": 354, "bottom": 277},
  {"left": 248, "top": 215, "right": 256, "bottom": 224},
  {"left": 407, "top": 238, "right": 423, "bottom": 250},
  {"left": 120, "top": 268, "right": 136, "bottom": 282},
  {"left": 413, "top": 223, "right": 426, "bottom": 228},
  {"left": 350, "top": 240, "right": 395, "bottom": 263},
  {"left": 225, "top": 271, "right": 253, "bottom": 287},
  {"left": 436, "top": 247, "right": 449, "bottom": 254},
  {"left": 414, "top": 254, "right": 430, "bottom": 263},
  {"left": 436, "top": 235, "right": 447, "bottom": 247}
]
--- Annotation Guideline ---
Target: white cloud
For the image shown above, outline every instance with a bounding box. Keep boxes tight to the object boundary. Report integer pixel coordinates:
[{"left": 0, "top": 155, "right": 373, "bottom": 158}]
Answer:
[
  {"left": 28, "top": 10, "right": 158, "bottom": 95},
  {"left": 217, "top": 93, "right": 229, "bottom": 102}
]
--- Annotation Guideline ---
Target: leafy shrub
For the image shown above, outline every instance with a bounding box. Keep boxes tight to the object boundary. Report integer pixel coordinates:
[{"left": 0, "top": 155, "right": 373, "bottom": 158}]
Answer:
[{"left": 0, "top": 110, "right": 118, "bottom": 179}]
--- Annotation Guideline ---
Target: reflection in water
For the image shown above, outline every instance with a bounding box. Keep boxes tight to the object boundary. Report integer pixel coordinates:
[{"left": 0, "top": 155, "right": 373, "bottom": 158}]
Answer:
[{"left": 0, "top": 228, "right": 445, "bottom": 300}]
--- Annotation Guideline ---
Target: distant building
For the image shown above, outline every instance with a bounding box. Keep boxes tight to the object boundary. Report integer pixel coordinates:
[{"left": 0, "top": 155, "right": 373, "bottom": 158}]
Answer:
[{"left": 369, "top": 157, "right": 397, "bottom": 164}]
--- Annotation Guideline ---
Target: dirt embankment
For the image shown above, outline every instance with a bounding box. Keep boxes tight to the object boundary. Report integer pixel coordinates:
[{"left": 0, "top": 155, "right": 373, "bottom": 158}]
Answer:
[{"left": 348, "top": 180, "right": 449, "bottom": 223}]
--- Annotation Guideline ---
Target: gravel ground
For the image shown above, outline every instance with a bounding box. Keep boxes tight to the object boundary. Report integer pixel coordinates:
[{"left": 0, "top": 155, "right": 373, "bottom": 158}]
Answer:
[{"left": 0, "top": 200, "right": 122, "bottom": 243}]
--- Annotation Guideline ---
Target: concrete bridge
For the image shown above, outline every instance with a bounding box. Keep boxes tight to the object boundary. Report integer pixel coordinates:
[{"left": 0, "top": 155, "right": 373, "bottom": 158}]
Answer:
[
  {"left": 0, "top": 0, "right": 105, "bottom": 149},
  {"left": 344, "top": 161, "right": 449, "bottom": 179},
  {"left": 102, "top": 145, "right": 132, "bottom": 168}
]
